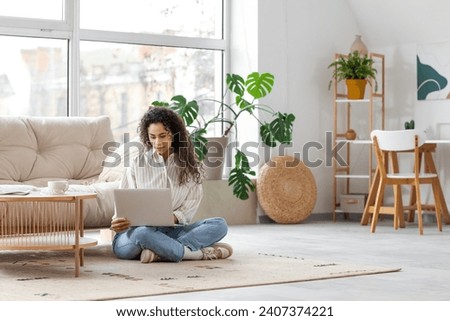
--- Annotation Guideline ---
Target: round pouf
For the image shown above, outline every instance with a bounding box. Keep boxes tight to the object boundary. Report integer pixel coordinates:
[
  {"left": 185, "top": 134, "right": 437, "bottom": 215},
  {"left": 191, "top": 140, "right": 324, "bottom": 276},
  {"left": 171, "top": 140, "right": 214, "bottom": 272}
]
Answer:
[{"left": 257, "top": 155, "right": 317, "bottom": 223}]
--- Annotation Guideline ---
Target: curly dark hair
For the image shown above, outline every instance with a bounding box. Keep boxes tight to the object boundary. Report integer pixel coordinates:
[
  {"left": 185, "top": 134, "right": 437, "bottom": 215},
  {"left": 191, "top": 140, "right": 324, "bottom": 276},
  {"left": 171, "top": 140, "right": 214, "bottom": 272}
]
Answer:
[{"left": 138, "top": 106, "right": 202, "bottom": 185}]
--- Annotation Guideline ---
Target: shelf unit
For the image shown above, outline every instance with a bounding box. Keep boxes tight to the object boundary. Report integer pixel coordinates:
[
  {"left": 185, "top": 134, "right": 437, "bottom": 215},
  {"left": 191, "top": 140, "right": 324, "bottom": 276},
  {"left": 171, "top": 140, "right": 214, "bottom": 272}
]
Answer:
[{"left": 332, "top": 52, "right": 385, "bottom": 221}]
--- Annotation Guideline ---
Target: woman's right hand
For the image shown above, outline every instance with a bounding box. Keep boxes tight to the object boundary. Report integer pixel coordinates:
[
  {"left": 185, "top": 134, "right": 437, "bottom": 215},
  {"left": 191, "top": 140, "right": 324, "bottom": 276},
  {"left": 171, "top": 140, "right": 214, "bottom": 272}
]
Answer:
[{"left": 110, "top": 217, "right": 131, "bottom": 233}]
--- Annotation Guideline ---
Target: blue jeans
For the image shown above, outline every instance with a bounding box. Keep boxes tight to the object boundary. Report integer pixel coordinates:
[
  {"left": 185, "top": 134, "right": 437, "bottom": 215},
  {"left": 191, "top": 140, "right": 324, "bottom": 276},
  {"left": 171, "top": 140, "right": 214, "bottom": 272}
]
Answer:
[{"left": 112, "top": 217, "right": 228, "bottom": 262}]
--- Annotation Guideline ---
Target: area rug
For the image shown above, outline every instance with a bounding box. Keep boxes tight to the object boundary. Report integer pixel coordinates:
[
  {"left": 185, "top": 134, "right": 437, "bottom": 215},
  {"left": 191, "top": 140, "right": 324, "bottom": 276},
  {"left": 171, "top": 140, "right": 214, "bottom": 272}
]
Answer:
[{"left": 0, "top": 245, "right": 401, "bottom": 301}]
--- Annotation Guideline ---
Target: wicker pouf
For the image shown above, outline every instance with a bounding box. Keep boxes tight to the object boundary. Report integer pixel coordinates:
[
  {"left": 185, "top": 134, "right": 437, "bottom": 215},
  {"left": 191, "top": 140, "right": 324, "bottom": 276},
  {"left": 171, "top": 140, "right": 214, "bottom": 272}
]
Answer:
[{"left": 257, "top": 155, "right": 317, "bottom": 223}]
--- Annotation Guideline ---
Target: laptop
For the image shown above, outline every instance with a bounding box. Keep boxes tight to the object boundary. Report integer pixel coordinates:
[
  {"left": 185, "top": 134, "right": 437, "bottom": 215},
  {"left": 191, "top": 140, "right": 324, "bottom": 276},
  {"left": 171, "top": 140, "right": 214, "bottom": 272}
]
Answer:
[{"left": 113, "top": 188, "right": 175, "bottom": 227}]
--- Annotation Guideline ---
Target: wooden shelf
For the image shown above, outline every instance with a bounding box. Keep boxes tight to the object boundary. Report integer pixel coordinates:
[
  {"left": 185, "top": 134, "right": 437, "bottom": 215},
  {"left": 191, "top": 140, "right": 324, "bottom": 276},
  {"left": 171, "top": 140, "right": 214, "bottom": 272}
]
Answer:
[
  {"left": 332, "top": 52, "right": 385, "bottom": 221},
  {"left": 335, "top": 175, "right": 370, "bottom": 179},
  {"left": 336, "top": 139, "right": 372, "bottom": 144}
]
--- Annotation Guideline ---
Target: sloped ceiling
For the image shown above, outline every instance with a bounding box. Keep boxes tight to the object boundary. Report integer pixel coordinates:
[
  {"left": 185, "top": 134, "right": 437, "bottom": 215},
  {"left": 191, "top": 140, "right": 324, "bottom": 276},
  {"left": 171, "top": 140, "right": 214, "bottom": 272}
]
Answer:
[{"left": 346, "top": 0, "right": 450, "bottom": 47}]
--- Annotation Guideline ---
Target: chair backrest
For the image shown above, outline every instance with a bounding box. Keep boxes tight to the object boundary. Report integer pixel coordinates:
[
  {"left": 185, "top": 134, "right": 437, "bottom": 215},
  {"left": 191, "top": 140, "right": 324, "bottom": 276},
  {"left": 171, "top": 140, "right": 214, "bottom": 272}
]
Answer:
[{"left": 370, "top": 129, "right": 426, "bottom": 151}]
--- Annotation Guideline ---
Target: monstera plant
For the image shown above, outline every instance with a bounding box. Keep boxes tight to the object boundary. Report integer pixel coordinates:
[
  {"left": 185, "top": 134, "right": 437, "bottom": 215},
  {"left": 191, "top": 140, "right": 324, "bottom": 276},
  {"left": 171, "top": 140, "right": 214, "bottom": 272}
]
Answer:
[{"left": 153, "top": 72, "right": 296, "bottom": 200}]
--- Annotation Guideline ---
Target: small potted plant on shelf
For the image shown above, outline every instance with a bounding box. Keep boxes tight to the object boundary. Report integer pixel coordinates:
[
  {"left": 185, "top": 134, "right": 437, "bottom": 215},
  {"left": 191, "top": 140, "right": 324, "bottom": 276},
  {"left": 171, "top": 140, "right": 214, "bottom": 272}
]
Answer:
[
  {"left": 404, "top": 120, "right": 415, "bottom": 130},
  {"left": 328, "top": 50, "right": 378, "bottom": 99},
  {"left": 153, "top": 72, "right": 296, "bottom": 200}
]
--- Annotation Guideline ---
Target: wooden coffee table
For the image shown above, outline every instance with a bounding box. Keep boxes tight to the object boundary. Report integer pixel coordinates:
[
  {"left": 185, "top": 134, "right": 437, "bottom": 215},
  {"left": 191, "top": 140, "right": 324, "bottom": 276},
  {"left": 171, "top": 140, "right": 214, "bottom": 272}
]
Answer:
[{"left": 0, "top": 191, "right": 98, "bottom": 277}]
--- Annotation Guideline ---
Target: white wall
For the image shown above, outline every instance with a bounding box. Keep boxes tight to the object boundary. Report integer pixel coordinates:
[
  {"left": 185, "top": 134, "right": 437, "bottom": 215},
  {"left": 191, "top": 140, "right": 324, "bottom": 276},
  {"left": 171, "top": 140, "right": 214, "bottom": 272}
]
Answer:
[
  {"left": 227, "top": 0, "right": 259, "bottom": 176},
  {"left": 349, "top": 0, "right": 450, "bottom": 206},
  {"left": 374, "top": 43, "right": 450, "bottom": 205},
  {"left": 256, "top": 0, "right": 361, "bottom": 214},
  {"left": 233, "top": 0, "right": 450, "bottom": 215}
]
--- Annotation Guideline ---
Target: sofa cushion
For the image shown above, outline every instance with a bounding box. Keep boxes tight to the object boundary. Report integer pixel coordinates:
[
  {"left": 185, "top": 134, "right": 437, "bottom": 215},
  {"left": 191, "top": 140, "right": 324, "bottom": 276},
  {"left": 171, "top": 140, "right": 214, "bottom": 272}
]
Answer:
[{"left": 0, "top": 116, "right": 113, "bottom": 182}]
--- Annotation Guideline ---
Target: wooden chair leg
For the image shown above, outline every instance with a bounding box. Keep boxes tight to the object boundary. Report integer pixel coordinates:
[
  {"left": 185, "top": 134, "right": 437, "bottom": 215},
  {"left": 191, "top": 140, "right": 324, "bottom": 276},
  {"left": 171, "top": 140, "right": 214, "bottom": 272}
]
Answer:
[
  {"left": 408, "top": 185, "right": 417, "bottom": 222},
  {"left": 371, "top": 181, "right": 385, "bottom": 233},
  {"left": 393, "top": 184, "right": 405, "bottom": 229},
  {"left": 415, "top": 182, "right": 424, "bottom": 235},
  {"left": 361, "top": 168, "right": 380, "bottom": 226}
]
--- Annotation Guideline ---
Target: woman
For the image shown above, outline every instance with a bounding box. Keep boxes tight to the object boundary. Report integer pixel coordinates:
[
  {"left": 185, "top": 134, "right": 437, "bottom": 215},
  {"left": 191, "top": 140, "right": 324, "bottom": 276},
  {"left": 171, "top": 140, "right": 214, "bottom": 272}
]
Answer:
[{"left": 110, "top": 106, "right": 232, "bottom": 263}]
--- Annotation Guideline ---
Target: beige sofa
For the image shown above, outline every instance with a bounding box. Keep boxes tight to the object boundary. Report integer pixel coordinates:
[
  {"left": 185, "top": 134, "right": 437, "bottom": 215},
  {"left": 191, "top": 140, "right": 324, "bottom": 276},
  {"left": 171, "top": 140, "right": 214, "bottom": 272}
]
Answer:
[{"left": 0, "top": 115, "right": 120, "bottom": 228}]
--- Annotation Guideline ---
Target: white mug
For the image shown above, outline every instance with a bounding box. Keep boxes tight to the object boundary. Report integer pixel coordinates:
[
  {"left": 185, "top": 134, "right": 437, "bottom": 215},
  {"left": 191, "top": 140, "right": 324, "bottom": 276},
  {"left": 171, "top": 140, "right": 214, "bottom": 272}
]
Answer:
[{"left": 48, "top": 180, "right": 69, "bottom": 195}]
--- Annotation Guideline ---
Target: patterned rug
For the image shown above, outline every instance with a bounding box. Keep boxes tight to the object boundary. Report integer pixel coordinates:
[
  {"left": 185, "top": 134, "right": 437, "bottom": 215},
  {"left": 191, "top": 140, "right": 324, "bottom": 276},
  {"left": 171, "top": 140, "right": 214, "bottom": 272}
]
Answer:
[{"left": 0, "top": 245, "right": 401, "bottom": 301}]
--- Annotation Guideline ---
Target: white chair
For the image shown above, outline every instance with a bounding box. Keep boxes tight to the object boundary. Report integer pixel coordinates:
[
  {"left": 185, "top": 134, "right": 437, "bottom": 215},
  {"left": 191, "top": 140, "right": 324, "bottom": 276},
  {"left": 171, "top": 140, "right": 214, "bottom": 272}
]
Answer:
[{"left": 369, "top": 129, "right": 443, "bottom": 235}]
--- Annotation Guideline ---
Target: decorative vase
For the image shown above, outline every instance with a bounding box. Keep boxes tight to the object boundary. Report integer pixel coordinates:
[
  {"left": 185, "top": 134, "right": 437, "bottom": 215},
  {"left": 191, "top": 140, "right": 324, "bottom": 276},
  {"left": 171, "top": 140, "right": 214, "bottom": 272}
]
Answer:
[
  {"left": 346, "top": 79, "right": 367, "bottom": 99},
  {"left": 350, "top": 35, "right": 368, "bottom": 56},
  {"left": 345, "top": 129, "right": 357, "bottom": 140}
]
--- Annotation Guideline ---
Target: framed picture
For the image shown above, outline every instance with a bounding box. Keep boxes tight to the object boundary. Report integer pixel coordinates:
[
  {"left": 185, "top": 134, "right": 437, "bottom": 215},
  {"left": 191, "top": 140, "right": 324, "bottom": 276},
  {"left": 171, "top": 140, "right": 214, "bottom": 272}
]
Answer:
[{"left": 417, "top": 42, "right": 450, "bottom": 100}]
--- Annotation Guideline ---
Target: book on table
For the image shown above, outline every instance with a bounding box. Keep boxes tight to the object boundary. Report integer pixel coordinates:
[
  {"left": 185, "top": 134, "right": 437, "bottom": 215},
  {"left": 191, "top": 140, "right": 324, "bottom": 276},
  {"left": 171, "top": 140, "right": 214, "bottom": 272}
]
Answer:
[{"left": 0, "top": 186, "right": 33, "bottom": 195}]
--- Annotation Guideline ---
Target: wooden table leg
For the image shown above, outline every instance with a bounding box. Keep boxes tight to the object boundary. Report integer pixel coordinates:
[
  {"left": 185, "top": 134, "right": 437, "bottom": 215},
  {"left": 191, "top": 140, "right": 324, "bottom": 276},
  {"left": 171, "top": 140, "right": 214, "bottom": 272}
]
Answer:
[
  {"left": 407, "top": 149, "right": 425, "bottom": 222},
  {"left": 74, "top": 197, "right": 81, "bottom": 277},
  {"left": 424, "top": 149, "right": 450, "bottom": 224}
]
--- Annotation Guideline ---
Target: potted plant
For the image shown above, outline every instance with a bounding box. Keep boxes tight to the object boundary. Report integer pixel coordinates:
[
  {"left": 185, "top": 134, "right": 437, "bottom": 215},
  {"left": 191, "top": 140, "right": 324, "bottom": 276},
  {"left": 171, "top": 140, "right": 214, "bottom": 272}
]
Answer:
[
  {"left": 153, "top": 72, "right": 296, "bottom": 200},
  {"left": 328, "top": 50, "right": 378, "bottom": 99},
  {"left": 404, "top": 119, "right": 415, "bottom": 130}
]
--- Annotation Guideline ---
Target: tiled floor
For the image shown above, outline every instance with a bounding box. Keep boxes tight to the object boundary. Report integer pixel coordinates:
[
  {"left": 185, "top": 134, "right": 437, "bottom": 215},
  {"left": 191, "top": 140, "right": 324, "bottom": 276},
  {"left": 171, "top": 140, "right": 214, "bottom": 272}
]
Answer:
[{"left": 113, "top": 214, "right": 450, "bottom": 301}]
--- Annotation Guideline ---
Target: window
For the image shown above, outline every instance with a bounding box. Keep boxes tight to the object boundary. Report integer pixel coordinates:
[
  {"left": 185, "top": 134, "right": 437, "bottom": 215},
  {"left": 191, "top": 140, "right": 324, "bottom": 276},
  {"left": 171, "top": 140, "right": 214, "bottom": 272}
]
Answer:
[
  {"left": 81, "top": 0, "right": 222, "bottom": 39},
  {"left": 0, "top": 0, "right": 64, "bottom": 20},
  {"left": 80, "top": 41, "right": 222, "bottom": 137},
  {"left": 0, "top": 36, "right": 67, "bottom": 116},
  {"left": 0, "top": 0, "right": 227, "bottom": 142}
]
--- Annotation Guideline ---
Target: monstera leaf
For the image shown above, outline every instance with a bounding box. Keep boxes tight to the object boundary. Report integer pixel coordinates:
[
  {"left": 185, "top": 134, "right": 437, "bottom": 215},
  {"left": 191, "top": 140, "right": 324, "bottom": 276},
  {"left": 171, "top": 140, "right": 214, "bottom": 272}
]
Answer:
[
  {"left": 270, "top": 112, "right": 296, "bottom": 144},
  {"left": 152, "top": 96, "right": 199, "bottom": 127},
  {"left": 417, "top": 55, "right": 448, "bottom": 100},
  {"left": 228, "top": 150, "right": 256, "bottom": 200},
  {"left": 189, "top": 128, "right": 208, "bottom": 161},
  {"left": 226, "top": 74, "right": 245, "bottom": 96},
  {"left": 259, "top": 112, "right": 296, "bottom": 147},
  {"left": 246, "top": 72, "right": 274, "bottom": 99},
  {"left": 260, "top": 123, "right": 276, "bottom": 147}
]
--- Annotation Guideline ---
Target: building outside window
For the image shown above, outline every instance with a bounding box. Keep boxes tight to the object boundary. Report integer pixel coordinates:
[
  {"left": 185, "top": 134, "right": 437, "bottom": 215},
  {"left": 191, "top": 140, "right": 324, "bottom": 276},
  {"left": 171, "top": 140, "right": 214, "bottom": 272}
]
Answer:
[{"left": 0, "top": 0, "right": 227, "bottom": 142}]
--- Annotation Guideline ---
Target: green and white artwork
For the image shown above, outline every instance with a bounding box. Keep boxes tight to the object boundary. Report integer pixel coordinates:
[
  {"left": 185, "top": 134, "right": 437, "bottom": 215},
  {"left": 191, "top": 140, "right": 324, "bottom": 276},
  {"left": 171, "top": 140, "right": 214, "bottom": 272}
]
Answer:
[{"left": 417, "top": 43, "right": 450, "bottom": 100}]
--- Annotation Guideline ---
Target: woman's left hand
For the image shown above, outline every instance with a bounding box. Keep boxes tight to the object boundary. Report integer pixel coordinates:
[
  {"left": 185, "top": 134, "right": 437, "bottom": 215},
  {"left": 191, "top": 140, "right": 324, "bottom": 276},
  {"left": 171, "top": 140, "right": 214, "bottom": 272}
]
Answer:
[{"left": 111, "top": 217, "right": 131, "bottom": 233}]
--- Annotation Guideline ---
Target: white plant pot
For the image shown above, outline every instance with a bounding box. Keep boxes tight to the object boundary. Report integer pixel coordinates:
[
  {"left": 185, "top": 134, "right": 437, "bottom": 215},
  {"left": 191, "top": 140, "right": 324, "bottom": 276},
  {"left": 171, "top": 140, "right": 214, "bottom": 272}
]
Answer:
[{"left": 203, "top": 136, "right": 229, "bottom": 180}]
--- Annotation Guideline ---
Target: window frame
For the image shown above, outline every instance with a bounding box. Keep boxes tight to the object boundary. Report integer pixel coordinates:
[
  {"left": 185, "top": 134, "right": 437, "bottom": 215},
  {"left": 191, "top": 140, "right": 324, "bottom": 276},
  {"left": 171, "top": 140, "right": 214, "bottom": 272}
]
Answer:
[{"left": 0, "top": 0, "right": 230, "bottom": 117}]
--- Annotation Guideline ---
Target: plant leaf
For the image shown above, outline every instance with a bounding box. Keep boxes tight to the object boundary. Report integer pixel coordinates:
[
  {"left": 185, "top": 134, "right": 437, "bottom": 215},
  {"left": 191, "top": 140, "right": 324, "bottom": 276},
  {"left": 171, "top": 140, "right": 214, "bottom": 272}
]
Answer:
[
  {"left": 170, "top": 95, "right": 199, "bottom": 126},
  {"left": 228, "top": 150, "right": 256, "bottom": 200},
  {"left": 269, "top": 112, "right": 296, "bottom": 144},
  {"left": 260, "top": 123, "right": 277, "bottom": 147},
  {"left": 226, "top": 74, "right": 245, "bottom": 96},
  {"left": 189, "top": 128, "right": 208, "bottom": 161},
  {"left": 151, "top": 100, "right": 169, "bottom": 107},
  {"left": 328, "top": 51, "right": 377, "bottom": 88},
  {"left": 246, "top": 72, "right": 274, "bottom": 99},
  {"left": 236, "top": 96, "right": 253, "bottom": 111}
]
